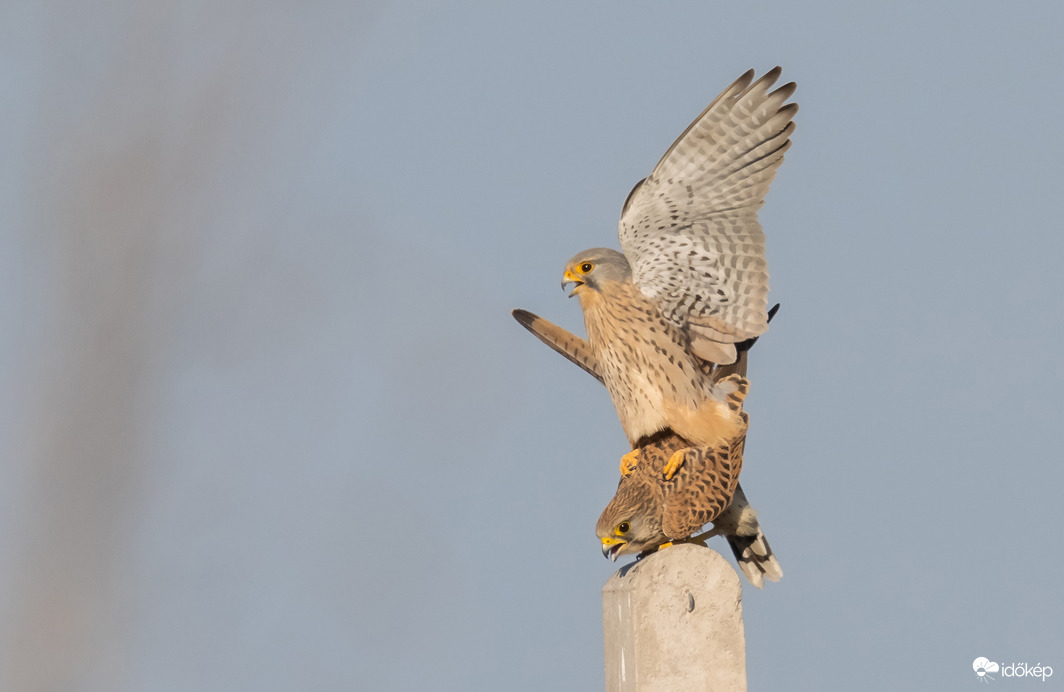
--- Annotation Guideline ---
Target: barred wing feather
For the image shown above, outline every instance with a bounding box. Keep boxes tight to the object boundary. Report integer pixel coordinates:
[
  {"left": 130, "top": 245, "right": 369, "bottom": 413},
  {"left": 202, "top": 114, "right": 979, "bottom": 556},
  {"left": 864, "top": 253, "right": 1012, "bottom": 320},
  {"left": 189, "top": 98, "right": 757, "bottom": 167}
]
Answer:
[{"left": 618, "top": 67, "right": 796, "bottom": 365}]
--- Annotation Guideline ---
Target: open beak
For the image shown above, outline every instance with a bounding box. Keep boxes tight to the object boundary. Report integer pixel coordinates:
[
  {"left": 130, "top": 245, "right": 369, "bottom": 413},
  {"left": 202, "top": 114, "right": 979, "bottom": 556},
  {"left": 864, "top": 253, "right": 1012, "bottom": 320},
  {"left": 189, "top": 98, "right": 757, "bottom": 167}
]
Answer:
[
  {"left": 600, "top": 537, "right": 627, "bottom": 562},
  {"left": 562, "top": 270, "right": 584, "bottom": 298}
]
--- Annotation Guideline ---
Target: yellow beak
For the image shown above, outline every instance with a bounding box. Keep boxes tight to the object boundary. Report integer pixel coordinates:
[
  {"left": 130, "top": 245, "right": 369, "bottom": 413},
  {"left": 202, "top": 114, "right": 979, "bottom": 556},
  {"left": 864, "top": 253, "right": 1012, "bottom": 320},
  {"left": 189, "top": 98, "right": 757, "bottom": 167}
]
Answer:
[
  {"left": 562, "top": 269, "right": 584, "bottom": 297},
  {"left": 600, "top": 536, "right": 627, "bottom": 561}
]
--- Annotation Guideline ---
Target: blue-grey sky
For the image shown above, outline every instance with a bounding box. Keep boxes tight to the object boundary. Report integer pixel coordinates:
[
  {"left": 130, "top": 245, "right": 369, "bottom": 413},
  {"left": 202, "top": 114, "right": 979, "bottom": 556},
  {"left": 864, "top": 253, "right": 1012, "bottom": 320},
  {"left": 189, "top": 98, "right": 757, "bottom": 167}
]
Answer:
[{"left": 3, "top": 1, "right": 1063, "bottom": 690}]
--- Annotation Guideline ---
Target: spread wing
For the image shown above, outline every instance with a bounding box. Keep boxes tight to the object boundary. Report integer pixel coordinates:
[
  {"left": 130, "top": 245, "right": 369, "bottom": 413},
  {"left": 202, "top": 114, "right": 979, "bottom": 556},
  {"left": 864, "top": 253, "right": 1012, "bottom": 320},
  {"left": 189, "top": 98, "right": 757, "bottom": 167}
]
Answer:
[
  {"left": 619, "top": 67, "right": 796, "bottom": 364},
  {"left": 511, "top": 304, "right": 779, "bottom": 385},
  {"left": 511, "top": 309, "right": 602, "bottom": 383}
]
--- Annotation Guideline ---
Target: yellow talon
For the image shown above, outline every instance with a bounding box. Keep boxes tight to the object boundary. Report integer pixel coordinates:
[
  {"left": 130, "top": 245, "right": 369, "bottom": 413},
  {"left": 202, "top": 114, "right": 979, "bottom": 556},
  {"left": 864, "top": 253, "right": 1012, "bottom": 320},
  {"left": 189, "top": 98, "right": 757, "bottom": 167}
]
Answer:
[
  {"left": 662, "top": 449, "right": 686, "bottom": 480},
  {"left": 620, "top": 449, "right": 641, "bottom": 477},
  {"left": 658, "top": 541, "right": 674, "bottom": 550}
]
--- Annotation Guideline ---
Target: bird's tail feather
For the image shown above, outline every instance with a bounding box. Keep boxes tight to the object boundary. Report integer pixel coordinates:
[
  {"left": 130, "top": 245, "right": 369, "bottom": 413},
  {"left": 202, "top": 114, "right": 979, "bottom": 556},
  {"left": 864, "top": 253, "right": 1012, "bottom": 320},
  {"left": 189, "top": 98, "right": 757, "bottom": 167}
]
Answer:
[
  {"left": 717, "top": 483, "right": 782, "bottom": 589},
  {"left": 727, "top": 529, "right": 782, "bottom": 590}
]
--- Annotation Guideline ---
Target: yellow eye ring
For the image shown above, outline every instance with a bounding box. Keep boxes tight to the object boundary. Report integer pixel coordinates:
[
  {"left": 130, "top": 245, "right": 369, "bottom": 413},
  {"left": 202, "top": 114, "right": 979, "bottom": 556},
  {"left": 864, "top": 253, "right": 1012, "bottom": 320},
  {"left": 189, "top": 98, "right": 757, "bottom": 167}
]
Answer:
[
  {"left": 617, "top": 522, "right": 630, "bottom": 534},
  {"left": 579, "top": 262, "right": 593, "bottom": 273}
]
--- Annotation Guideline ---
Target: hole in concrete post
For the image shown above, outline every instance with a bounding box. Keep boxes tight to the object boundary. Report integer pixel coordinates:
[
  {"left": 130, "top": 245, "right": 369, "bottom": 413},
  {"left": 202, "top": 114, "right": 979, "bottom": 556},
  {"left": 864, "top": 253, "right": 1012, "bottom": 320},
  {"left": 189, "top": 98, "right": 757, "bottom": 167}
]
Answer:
[{"left": 686, "top": 591, "right": 695, "bottom": 612}]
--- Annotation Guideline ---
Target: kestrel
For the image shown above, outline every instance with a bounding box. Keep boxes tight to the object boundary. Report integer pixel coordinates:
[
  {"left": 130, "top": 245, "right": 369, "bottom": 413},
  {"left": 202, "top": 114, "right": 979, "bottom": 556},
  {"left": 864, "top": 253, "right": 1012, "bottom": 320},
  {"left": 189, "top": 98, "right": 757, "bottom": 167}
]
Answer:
[
  {"left": 511, "top": 307, "right": 782, "bottom": 587},
  {"left": 597, "top": 378, "right": 748, "bottom": 561},
  {"left": 560, "top": 68, "right": 795, "bottom": 452}
]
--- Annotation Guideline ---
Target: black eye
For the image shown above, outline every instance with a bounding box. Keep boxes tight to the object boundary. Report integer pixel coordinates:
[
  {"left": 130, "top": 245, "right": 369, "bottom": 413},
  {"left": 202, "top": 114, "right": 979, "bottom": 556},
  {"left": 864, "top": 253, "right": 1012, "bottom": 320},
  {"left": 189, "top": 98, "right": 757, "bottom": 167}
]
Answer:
[
  {"left": 580, "top": 262, "right": 593, "bottom": 273},
  {"left": 618, "top": 522, "right": 630, "bottom": 534}
]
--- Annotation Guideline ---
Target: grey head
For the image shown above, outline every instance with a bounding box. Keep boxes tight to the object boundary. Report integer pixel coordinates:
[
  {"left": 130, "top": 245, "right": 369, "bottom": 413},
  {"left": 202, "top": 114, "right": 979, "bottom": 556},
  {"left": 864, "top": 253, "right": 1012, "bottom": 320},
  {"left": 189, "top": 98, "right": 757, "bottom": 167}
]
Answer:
[{"left": 561, "top": 247, "right": 631, "bottom": 297}]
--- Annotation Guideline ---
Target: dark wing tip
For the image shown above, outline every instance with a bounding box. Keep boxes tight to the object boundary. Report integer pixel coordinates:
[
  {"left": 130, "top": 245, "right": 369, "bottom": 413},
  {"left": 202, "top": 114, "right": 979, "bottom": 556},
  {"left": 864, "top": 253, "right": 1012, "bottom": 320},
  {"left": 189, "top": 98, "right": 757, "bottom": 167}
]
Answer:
[
  {"left": 745, "top": 66, "right": 782, "bottom": 94},
  {"left": 620, "top": 177, "right": 647, "bottom": 218},
  {"left": 734, "top": 303, "right": 781, "bottom": 354},
  {"left": 511, "top": 308, "right": 536, "bottom": 329},
  {"left": 770, "top": 80, "right": 798, "bottom": 102},
  {"left": 778, "top": 102, "right": 799, "bottom": 119}
]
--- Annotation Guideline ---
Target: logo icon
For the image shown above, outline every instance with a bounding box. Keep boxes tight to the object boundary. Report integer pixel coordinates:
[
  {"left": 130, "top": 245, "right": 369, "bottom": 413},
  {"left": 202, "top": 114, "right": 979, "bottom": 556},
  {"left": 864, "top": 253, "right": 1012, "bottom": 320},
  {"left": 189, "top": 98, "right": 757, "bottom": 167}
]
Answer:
[{"left": 974, "top": 657, "right": 1000, "bottom": 683}]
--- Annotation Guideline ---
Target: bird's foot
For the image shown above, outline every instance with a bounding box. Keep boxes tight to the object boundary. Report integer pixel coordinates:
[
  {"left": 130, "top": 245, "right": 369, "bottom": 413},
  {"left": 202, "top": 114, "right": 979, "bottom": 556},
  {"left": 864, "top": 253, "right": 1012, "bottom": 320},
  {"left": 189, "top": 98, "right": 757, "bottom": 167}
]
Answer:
[
  {"left": 662, "top": 449, "right": 688, "bottom": 480},
  {"left": 620, "top": 449, "right": 641, "bottom": 477}
]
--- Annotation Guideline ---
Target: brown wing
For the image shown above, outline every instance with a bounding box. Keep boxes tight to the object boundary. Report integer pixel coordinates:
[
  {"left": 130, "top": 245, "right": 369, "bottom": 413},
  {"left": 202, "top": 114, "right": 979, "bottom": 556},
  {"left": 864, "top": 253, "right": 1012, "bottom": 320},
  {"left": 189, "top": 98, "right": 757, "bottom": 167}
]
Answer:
[
  {"left": 511, "top": 309, "right": 602, "bottom": 383},
  {"left": 660, "top": 414, "right": 747, "bottom": 539},
  {"left": 512, "top": 303, "right": 778, "bottom": 386}
]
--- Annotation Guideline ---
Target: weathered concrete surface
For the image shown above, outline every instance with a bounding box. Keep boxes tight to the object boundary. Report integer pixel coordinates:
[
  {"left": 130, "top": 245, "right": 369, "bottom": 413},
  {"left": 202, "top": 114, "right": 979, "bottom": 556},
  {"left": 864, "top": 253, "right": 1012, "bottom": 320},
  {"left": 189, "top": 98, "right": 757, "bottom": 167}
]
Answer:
[{"left": 602, "top": 544, "right": 746, "bottom": 691}]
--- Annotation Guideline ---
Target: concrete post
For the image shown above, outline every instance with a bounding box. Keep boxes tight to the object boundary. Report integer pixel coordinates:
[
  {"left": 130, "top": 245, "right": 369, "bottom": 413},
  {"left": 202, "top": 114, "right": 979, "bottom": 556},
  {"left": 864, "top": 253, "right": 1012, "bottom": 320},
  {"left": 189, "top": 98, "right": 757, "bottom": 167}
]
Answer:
[{"left": 602, "top": 544, "right": 746, "bottom": 691}]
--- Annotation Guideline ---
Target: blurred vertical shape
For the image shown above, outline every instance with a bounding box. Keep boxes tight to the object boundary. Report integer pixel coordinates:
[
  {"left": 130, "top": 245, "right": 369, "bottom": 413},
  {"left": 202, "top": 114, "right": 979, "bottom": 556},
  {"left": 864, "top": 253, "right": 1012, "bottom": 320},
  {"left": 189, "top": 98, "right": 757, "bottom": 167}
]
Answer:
[
  {"left": 0, "top": 1, "right": 376, "bottom": 688},
  {"left": 6, "top": 167, "right": 160, "bottom": 691},
  {"left": 3, "top": 5, "right": 182, "bottom": 689}
]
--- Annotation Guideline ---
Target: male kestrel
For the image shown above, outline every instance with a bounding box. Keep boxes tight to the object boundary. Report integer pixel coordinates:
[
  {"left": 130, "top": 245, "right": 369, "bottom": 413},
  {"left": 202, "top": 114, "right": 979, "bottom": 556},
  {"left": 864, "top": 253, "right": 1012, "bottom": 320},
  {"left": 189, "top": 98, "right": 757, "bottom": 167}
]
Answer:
[{"left": 559, "top": 68, "right": 795, "bottom": 452}]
